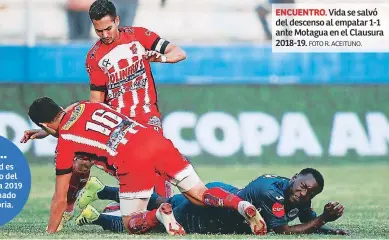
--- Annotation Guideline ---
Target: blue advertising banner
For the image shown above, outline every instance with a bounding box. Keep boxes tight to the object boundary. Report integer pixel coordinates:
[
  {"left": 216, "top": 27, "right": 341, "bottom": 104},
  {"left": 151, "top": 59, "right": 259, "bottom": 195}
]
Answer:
[{"left": 1, "top": 44, "right": 389, "bottom": 84}]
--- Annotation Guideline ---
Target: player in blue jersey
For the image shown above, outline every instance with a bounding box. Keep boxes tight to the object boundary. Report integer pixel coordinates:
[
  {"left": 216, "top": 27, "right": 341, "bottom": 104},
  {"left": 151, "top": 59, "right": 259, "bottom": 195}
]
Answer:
[{"left": 76, "top": 168, "right": 347, "bottom": 235}]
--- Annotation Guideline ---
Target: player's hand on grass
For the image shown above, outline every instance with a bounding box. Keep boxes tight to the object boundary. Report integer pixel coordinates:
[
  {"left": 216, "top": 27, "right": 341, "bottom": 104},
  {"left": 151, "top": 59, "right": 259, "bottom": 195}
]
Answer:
[
  {"left": 322, "top": 201, "right": 345, "bottom": 222},
  {"left": 20, "top": 129, "right": 49, "bottom": 143},
  {"left": 145, "top": 50, "right": 166, "bottom": 62},
  {"left": 333, "top": 229, "right": 348, "bottom": 235}
]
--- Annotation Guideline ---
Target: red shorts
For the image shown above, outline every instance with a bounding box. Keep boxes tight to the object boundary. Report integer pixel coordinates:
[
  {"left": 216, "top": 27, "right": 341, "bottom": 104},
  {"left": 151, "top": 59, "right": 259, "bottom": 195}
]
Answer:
[
  {"left": 113, "top": 128, "right": 192, "bottom": 199},
  {"left": 134, "top": 114, "right": 170, "bottom": 197},
  {"left": 134, "top": 114, "right": 163, "bottom": 133}
]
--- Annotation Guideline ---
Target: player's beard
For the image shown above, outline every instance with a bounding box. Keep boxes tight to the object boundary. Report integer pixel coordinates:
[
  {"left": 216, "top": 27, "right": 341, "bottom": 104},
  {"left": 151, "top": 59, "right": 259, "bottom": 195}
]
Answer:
[{"left": 102, "top": 38, "right": 113, "bottom": 44}]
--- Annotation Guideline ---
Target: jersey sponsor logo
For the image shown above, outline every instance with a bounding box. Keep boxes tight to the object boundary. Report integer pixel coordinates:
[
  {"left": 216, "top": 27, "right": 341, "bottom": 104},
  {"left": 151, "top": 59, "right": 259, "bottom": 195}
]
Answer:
[
  {"left": 272, "top": 202, "right": 285, "bottom": 217},
  {"left": 147, "top": 116, "right": 162, "bottom": 129},
  {"left": 107, "top": 59, "right": 145, "bottom": 89},
  {"left": 86, "top": 64, "right": 92, "bottom": 74},
  {"left": 287, "top": 208, "right": 299, "bottom": 218},
  {"left": 107, "top": 120, "right": 139, "bottom": 153},
  {"left": 130, "top": 78, "right": 147, "bottom": 91},
  {"left": 107, "top": 88, "right": 125, "bottom": 99},
  {"left": 89, "top": 44, "right": 100, "bottom": 59},
  {"left": 61, "top": 104, "right": 85, "bottom": 130},
  {"left": 107, "top": 68, "right": 147, "bottom": 92},
  {"left": 102, "top": 58, "right": 112, "bottom": 68}
]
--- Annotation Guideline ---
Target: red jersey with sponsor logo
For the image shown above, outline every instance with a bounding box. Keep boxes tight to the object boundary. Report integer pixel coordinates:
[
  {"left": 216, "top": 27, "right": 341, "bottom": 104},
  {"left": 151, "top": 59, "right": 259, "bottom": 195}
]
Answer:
[
  {"left": 86, "top": 27, "right": 170, "bottom": 122},
  {"left": 55, "top": 101, "right": 144, "bottom": 176}
]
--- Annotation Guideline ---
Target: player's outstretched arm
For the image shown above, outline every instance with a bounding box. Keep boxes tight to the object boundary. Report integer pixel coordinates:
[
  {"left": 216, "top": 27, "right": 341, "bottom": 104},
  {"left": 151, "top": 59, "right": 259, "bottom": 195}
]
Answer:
[
  {"left": 20, "top": 104, "right": 79, "bottom": 143},
  {"left": 314, "top": 226, "right": 348, "bottom": 235},
  {"left": 273, "top": 202, "right": 346, "bottom": 235},
  {"left": 273, "top": 215, "right": 327, "bottom": 234},
  {"left": 46, "top": 173, "right": 72, "bottom": 233},
  {"left": 20, "top": 129, "right": 49, "bottom": 143}
]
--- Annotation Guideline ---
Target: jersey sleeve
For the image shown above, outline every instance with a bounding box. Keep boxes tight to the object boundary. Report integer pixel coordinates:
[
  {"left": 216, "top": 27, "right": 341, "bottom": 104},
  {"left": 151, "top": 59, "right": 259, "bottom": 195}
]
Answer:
[
  {"left": 133, "top": 27, "right": 170, "bottom": 53},
  {"left": 54, "top": 137, "right": 74, "bottom": 175},
  {"left": 298, "top": 204, "right": 317, "bottom": 223},
  {"left": 86, "top": 55, "right": 108, "bottom": 92}
]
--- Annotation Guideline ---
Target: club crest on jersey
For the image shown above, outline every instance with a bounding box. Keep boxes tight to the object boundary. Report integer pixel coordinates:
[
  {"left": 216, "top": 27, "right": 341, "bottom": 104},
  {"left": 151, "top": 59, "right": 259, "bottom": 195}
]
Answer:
[
  {"left": 287, "top": 208, "right": 299, "bottom": 218},
  {"left": 61, "top": 104, "right": 85, "bottom": 130}
]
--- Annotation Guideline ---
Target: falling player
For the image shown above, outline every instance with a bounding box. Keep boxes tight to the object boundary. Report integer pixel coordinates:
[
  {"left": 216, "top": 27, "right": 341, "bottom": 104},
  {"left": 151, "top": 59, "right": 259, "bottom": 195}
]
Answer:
[
  {"left": 76, "top": 168, "right": 348, "bottom": 235},
  {"left": 27, "top": 97, "right": 267, "bottom": 235}
]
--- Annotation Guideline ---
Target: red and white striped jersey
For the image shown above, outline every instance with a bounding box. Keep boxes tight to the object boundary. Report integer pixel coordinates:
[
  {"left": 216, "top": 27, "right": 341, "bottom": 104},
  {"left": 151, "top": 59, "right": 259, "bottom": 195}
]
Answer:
[
  {"left": 55, "top": 101, "right": 144, "bottom": 176},
  {"left": 86, "top": 27, "right": 170, "bottom": 120}
]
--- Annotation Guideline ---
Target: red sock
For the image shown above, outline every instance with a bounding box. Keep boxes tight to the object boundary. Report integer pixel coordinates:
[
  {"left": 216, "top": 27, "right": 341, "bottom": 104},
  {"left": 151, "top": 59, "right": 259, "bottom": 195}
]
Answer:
[
  {"left": 66, "top": 167, "right": 90, "bottom": 210},
  {"left": 127, "top": 209, "right": 159, "bottom": 234},
  {"left": 65, "top": 202, "right": 75, "bottom": 212},
  {"left": 202, "top": 187, "right": 242, "bottom": 210}
]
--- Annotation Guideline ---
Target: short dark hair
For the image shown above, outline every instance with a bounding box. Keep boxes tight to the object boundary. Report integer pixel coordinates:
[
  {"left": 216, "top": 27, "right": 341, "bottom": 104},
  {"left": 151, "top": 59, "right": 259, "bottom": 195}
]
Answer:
[
  {"left": 299, "top": 168, "right": 324, "bottom": 192},
  {"left": 89, "top": 0, "right": 117, "bottom": 21},
  {"left": 28, "top": 97, "right": 62, "bottom": 127}
]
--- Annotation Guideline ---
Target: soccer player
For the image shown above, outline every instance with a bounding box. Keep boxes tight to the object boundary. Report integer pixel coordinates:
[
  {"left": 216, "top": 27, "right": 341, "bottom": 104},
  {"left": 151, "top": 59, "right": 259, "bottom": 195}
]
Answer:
[
  {"left": 76, "top": 168, "right": 348, "bottom": 235},
  {"left": 21, "top": 0, "right": 186, "bottom": 207},
  {"left": 86, "top": 0, "right": 180, "bottom": 197},
  {"left": 21, "top": 0, "right": 185, "bottom": 226},
  {"left": 27, "top": 97, "right": 267, "bottom": 235},
  {"left": 86, "top": 0, "right": 186, "bottom": 133}
]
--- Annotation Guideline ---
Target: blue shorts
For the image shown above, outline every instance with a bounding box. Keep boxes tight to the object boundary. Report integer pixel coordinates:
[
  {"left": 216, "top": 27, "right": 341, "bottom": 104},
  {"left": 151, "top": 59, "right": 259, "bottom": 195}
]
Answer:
[{"left": 166, "top": 182, "right": 247, "bottom": 234}]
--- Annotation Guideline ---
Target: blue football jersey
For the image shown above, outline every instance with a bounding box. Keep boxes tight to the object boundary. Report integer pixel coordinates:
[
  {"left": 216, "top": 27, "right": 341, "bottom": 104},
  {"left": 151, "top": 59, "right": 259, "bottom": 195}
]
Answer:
[
  {"left": 237, "top": 174, "right": 317, "bottom": 230},
  {"left": 169, "top": 177, "right": 317, "bottom": 234}
]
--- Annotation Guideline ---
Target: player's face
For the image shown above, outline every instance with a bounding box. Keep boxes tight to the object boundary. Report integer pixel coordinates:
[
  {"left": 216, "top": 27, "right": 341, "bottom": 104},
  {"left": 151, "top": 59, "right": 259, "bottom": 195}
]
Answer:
[
  {"left": 288, "top": 174, "right": 321, "bottom": 205},
  {"left": 92, "top": 15, "right": 120, "bottom": 44}
]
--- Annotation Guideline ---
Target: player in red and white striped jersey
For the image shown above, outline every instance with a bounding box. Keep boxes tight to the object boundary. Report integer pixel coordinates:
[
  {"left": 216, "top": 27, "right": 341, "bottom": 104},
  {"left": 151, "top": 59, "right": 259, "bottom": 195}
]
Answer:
[
  {"left": 27, "top": 97, "right": 266, "bottom": 235},
  {"left": 86, "top": 0, "right": 186, "bottom": 199}
]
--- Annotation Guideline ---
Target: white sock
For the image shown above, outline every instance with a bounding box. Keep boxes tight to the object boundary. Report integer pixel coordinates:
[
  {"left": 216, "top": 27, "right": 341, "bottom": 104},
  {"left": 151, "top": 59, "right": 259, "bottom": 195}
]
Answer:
[
  {"left": 238, "top": 201, "right": 250, "bottom": 216},
  {"left": 155, "top": 205, "right": 163, "bottom": 223}
]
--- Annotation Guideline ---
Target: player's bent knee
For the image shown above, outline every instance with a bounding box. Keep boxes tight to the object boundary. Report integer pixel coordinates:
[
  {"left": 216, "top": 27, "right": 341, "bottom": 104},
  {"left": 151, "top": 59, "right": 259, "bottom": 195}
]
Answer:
[
  {"left": 120, "top": 198, "right": 152, "bottom": 234},
  {"left": 74, "top": 158, "right": 93, "bottom": 173},
  {"left": 173, "top": 165, "right": 201, "bottom": 193},
  {"left": 119, "top": 194, "right": 151, "bottom": 217}
]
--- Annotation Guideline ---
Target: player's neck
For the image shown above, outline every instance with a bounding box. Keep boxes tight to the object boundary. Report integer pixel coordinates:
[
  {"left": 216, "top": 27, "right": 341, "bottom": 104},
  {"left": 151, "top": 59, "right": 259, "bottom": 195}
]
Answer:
[{"left": 54, "top": 111, "right": 66, "bottom": 126}]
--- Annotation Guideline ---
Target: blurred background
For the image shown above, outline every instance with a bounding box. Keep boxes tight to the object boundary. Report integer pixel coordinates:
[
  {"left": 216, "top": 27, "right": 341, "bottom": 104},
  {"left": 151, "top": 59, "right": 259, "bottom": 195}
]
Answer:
[{"left": 0, "top": 0, "right": 389, "bottom": 166}]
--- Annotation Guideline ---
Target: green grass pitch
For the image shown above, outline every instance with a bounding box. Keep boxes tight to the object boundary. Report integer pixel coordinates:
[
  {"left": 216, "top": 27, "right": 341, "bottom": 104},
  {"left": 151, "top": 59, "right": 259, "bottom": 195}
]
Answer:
[{"left": 0, "top": 162, "right": 388, "bottom": 239}]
